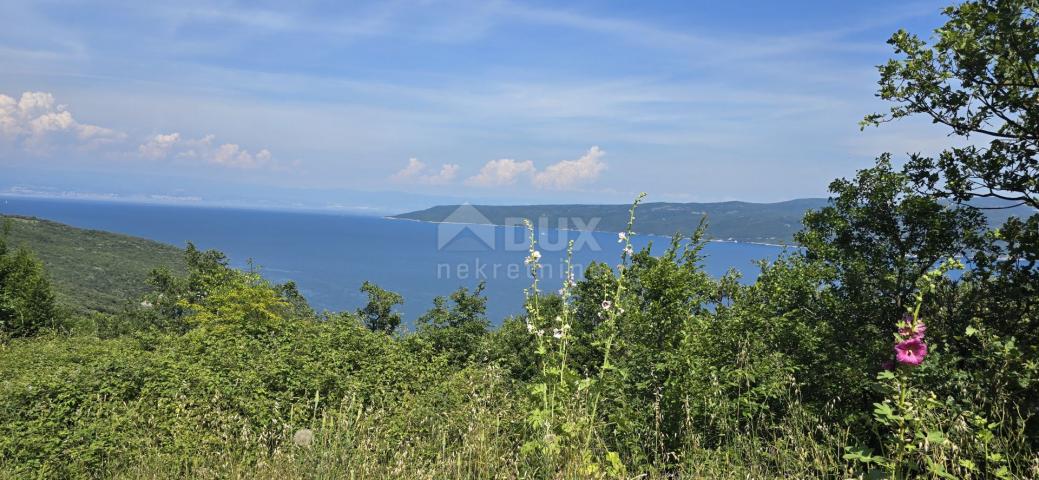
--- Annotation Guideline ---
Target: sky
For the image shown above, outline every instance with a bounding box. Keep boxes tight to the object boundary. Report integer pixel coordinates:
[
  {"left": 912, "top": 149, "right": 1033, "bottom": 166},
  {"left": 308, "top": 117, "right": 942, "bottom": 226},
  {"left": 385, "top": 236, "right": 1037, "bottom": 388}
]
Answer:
[{"left": 0, "top": 0, "right": 960, "bottom": 213}]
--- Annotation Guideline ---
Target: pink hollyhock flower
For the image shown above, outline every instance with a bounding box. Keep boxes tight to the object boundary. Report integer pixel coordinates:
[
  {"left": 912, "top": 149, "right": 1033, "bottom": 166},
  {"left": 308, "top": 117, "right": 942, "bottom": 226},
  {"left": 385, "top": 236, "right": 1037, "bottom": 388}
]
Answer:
[
  {"left": 898, "top": 315, "right": 927, "bottom": 340},
  {"left": 894, "top": 338, "right": 928, "bottom": 366}
]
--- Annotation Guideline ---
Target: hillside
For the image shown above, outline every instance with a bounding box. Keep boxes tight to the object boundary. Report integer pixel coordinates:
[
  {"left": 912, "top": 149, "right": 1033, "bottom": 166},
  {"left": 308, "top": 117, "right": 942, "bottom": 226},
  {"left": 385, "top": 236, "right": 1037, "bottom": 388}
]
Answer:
[
  {"left": 394, "top": 198, "right": 1036, "bottom": 244},
  {"left": 1, "top": 215, "right": 186, "bottom": 313},
  {"left": 394, "top": 199, "right": 830, "bottom": 244}
]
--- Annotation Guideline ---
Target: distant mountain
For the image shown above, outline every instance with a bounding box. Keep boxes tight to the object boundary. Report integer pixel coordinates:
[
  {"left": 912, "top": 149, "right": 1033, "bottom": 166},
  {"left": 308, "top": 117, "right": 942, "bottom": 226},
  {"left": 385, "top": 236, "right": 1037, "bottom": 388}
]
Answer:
[
  {"left": 1, "top": 215, "right": 187, "bottom": 313},
  {"left": 393, "top": 198, "right": 1036, "bottom": 244}
]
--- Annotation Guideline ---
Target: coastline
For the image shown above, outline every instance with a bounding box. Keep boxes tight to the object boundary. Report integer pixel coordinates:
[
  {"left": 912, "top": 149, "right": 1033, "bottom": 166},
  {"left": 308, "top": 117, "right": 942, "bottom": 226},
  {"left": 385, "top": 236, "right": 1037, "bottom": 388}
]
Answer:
[{"left": 384, "top": 215, "right": 797, "bottom": 248}]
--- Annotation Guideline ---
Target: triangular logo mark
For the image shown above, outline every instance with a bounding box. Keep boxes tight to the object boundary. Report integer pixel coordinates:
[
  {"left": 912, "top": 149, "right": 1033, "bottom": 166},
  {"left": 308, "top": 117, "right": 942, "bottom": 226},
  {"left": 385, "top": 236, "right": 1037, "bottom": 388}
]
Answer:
[{"left": 437, "top": 204, "right": 496, "bottom": 251}]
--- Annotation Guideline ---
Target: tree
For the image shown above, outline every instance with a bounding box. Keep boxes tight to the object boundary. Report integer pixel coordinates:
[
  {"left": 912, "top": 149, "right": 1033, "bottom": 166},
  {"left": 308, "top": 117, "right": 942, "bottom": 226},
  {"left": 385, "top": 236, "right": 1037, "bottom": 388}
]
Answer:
[
  {"left": 864, "top": 0, "right": 1039, "bottom": 368},
  {"left": 416, "top": 282, "right": 489, "bottom": 365},
  {"left": 0, "top": 246, "right": 58, "bottom": 338},
  {"left": 144, "top": 242, "right": 235, "bottom": 333},
  {"left": 865, "top": 0, "right": 1039, "bottom": 210},
  {"left": 357, "top": 281, "right": 403, "bottom": 334},
  {"left": 797, "top": 155, "right": 985, "bottom": 314},
  {"left": 865, "top": 0, "right": 1039, "bottom": 447},
  {"left": 278, "top": 280, "right": 315, "bottom": 319},
  {"left": 794, "top": 157, "right": 985, "bottom": 415}
]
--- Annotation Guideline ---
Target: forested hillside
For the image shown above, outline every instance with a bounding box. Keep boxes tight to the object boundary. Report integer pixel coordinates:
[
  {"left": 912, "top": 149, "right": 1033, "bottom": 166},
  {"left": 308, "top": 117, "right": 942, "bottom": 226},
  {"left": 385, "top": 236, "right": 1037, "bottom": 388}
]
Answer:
[
  {"left": 1, "top": 215, "right": 186, "bottom": 313},
  {"left": 395, "top": 198, "right": 827, "bottom": 244},
  {"left": 394, "top": 198, "right": 1034, "bottom": 244}
]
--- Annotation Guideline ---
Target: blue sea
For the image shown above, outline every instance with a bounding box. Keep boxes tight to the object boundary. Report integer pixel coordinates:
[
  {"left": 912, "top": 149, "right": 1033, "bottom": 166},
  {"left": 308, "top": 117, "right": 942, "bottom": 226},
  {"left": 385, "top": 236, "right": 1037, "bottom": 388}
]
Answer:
[{"left": 0, "top": 197, "right": 793, "bottom": 324}]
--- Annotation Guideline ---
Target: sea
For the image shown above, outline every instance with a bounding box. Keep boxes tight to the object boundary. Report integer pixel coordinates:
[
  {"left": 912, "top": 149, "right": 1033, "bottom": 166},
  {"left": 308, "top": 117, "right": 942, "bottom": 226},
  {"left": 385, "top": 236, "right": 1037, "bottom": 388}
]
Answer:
[{"left": 0, "top": 197, "right": 793, "bottom": 324}]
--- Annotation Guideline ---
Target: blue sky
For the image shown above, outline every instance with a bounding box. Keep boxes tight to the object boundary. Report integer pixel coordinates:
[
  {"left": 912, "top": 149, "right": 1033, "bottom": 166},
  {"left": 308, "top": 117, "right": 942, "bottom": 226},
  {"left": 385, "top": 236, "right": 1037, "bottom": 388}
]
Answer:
[{"left": 0, "top": 0, "right": 958, "bottom": 213}]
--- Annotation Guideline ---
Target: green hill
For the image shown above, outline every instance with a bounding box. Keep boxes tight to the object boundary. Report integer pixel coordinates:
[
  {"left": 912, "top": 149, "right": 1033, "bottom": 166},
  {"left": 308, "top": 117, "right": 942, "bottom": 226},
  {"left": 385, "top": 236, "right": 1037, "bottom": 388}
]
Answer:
[
  {"left": 394, "top": 199, "right": 830, "bottom": 244},
  {"left": 393, "top": 198, "right": 1036, "bottom": 244},
  {"left": 1, "top": 215, "right": 186, "bottom": 313}
]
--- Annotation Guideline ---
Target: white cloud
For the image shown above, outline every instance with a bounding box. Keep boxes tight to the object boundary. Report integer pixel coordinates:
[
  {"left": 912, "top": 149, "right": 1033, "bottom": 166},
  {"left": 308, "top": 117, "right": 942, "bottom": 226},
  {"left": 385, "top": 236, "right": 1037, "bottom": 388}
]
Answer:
[
  {"left": 391, "top": 157, "right": 459, "bottom": 185},
  {"left": 0, "top": 91, "right": 125, "bottom": 152},
  {"left": 393, "top": 157, "right": 426, "bottom": 179},
  {"left": 465, "top": 158, "right": 535, "bottom": 186},
  {"left": 0, "top": 91, "right": 280, "bottom": 170},
  {"left": 532, "top": 146, "right": 606, "bottom": 190},
  {"left": 460, "top": 147, "right": 607, "bottom": 190},
  {"left": 137, "top": 132, "right": 276, "bottom": 169},
  {"left": 138, "top": 132, "right": 181, "bottom": 159},
  {"left": 433, "top": 164, "right": 460, "bottom": 183},
  {"left": 211, "top": 143, "right": 273, "bottom": 168}
]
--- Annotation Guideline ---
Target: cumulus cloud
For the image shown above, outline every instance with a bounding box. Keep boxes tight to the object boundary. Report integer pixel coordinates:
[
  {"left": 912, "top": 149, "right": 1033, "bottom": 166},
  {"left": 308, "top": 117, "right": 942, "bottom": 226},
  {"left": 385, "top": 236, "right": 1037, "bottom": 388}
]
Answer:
[
  {"left": 391, "top": 158, "right": 460, "bottom": 185},
  {"left": 465, "top": 158, "right": 536, "bottom": 186},
  {"left": 532, "top": 146, "right": 607, "bottom": 190},
  {"left": 0, "top": 91, "right": 280, "bottom": 170},
  {"left": 137, "top": 132, "right": 276, "bottom": 169},
  {"left": 211, "top": 143, "right": 273, "bottom": 168},
  {"left": 0, "top": 91, "right": 125, "bottom": 152},
  {"left": 461, "top": 147, "right": 607, "bottom": 190},
  {"left": 138, "top": 133, "right": 181, "bottom": 159}
]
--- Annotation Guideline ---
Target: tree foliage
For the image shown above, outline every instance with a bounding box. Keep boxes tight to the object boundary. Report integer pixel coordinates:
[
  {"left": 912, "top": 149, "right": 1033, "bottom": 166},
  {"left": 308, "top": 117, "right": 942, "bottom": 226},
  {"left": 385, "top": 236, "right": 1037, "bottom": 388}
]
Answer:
[
  {"left": 357, "top": 281, "right": 404, "bottom": 334},
  {"left": 866, "top": 0, "right": 1039, "bottom": 209},
  {"left": 417, "top": 282, "right": 490, "bottom": 365},
  {"left": 0, "top": 222, "right": 57, "bottom": 338}
]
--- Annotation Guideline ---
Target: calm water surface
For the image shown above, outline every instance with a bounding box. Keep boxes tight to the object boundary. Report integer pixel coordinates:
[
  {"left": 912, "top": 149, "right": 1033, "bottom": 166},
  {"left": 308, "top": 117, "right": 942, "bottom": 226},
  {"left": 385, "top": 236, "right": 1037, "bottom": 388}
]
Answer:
[{"left": 0, "top": 197, "right": 793, "bottom": 323}]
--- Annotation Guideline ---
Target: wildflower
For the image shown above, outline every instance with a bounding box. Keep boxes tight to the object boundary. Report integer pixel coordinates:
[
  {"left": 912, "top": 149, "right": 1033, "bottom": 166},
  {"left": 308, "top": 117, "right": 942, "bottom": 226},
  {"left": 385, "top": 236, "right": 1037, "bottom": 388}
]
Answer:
[
  {"left": 293, "top": 428, "right": 314, "bottom": 447},
  {"left": 525, "top": 250, "right": 542, "bottom": 264},
  {"left": 617, "top": 232, "right": 627, "bottom": 242},
  {"left": 552, "top": 328, "right": 563, "bottom": 339},
  {"left": 526, "top": 321, "right": 535, "bottom": 334},
  {"left": 623, "top": 245, "right": 634, "bottom": 256},
  {"left": 898, "top": 314, "right": 927, "bottom": 340},
  {"left": 894, "top": 338, "right": 928, "bottom": 366},
  {"left": 601, "top": 300, "right": 612, "bottom": 310}
]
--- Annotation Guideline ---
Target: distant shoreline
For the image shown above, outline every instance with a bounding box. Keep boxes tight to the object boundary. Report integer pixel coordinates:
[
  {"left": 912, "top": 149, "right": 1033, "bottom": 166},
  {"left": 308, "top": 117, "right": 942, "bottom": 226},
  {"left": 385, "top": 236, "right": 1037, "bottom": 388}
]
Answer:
[{"left": 384, "top": 216, "right": 796, "bottom": 248}]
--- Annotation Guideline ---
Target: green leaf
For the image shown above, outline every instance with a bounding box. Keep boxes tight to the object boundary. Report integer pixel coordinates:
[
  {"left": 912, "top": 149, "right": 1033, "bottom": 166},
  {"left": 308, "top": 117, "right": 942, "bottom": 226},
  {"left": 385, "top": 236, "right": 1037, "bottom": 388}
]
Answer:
[
  {"left": 873, "top": 402, "right": 894, "bottom": 419},
  {"left": 842, "top": 447, "right": 876, "bottom": 464}
]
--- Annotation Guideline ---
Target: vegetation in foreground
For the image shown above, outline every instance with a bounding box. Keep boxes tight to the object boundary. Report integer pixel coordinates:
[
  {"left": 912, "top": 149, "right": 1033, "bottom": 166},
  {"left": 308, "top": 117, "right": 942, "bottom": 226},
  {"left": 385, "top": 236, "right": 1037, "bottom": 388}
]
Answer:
[{"left": 1, "top": 0, "right": 1038, "bottom": 478}]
